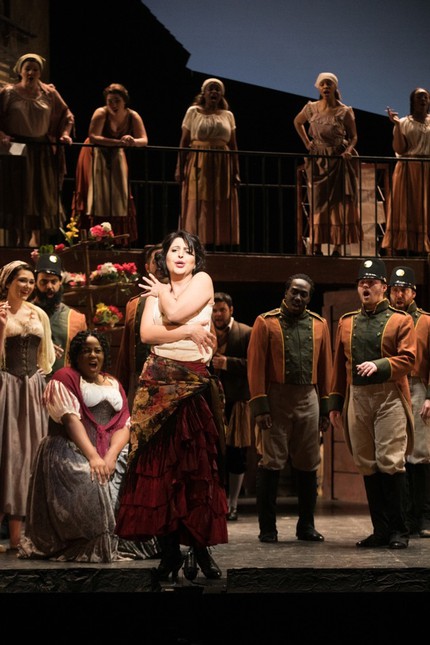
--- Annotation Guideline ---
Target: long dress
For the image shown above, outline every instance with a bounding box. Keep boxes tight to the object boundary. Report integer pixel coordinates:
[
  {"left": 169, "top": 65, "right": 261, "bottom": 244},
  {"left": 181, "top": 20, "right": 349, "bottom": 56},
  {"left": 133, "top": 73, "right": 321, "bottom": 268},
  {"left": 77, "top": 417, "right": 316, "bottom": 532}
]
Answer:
[
  {"left": 0, "top": 82, "right": 74, "bottom": 242},
  {"left": 20, "top": 367, "right": 160, "bottom": 562},
  {"left": 180, "top": 105, "right": 239, "bottom": 246},
  {"left": 0, "top": 304, "right": 54, "bottom": 518},
  {"left": 71, "top": 108, "right": 138, "bottom": 243},
  {"left": 303, "top": 101, "right": 361, "bottom": 250},
  {"left": 381, "top": 115, "right": 430, "bottom": 254},
  {"left": 115, "top": 300, "right": 228, "bottom": 547}
]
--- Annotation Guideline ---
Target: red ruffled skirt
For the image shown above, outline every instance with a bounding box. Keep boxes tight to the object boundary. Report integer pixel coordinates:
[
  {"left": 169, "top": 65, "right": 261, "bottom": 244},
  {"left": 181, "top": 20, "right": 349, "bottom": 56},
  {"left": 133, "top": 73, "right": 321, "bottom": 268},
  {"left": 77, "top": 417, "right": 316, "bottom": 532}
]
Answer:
[{"left": 115, "top": 382, "right": 228, "bottom": 547}]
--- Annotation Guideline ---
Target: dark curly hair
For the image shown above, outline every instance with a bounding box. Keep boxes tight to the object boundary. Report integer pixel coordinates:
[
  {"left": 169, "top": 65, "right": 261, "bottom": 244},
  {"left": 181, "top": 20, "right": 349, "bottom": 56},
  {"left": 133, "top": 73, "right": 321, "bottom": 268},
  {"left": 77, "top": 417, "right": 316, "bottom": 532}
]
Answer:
[
  {"left": 68, "top": 329, "right": 111, "bottom": 371},
  {"left": 156, "top": 230, "right": 206, "bottom": 279}
]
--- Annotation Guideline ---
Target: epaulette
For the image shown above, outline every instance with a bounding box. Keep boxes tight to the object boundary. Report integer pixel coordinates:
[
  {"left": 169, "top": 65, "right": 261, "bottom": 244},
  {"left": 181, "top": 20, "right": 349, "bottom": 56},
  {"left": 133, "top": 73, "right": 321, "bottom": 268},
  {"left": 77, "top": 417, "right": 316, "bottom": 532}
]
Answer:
[
  {"left": 261, "top": 308, "right": 281, "bottom": 318},
  {"left": 339, "top": 309, "right": 360, "bottom": 320},
  {"left": 417, "top": 307, "right": 430, "bottom": 317},
  {"left": 308, "top": 310, "right": 325, "bottom": 322},
  {"left": 388, "top": 305, "right": 408, "bottom": 316}
]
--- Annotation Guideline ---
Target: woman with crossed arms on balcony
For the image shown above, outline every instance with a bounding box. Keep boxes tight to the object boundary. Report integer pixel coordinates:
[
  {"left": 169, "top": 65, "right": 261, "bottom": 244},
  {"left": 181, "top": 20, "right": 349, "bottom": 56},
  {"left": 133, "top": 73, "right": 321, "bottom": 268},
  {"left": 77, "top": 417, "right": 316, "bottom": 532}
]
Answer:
[
  {"left": 72, "top": 83, "right": 148, "bottom": 245},
  {"left": 294, "top": 72, "right": 361, "bottom": 257}
]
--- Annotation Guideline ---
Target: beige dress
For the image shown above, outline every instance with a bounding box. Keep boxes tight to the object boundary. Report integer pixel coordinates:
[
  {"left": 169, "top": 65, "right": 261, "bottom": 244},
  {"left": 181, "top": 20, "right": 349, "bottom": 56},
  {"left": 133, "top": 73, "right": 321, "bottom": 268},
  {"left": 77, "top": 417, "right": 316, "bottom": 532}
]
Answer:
[
  {"left": 303, "top": 101, "right": 361, "bottom": 248},
  {"left": 180, "top": 106, "right": 239, "bottom": 246},
  {"left": 0, "top": 83, "right": 74, "bottom": 237},
  {"left": 0, "top": 305, "right": 54, "bottom": 516},
  {"left": 381, "top": 115, "right": 430, "bottom": 253}
]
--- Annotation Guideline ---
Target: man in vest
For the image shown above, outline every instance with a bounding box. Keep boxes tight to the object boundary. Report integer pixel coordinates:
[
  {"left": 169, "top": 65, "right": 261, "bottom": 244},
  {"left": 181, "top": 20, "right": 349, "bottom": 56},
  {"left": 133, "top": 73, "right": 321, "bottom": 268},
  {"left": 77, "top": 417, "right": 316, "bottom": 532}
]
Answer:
[{"left": 33, "top": 253, "right": 87, "bottom": 375}]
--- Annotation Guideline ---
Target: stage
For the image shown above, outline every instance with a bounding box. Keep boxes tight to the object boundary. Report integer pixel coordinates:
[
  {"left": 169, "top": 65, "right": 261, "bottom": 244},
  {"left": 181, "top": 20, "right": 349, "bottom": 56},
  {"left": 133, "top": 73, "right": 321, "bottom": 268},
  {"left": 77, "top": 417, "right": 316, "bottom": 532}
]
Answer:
[{"left": 1, "top": 498, "right": 429, "bottom": 643}]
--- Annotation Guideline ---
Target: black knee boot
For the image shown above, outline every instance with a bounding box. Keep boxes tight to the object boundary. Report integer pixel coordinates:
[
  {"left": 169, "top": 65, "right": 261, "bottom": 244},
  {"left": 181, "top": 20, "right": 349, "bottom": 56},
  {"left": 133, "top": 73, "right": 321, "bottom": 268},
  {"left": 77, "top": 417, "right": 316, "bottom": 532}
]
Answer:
[
  {"left": 405, "top": 462, "right": 418, "bottom": 534},
  {"left": 256, "top": 467, "right": 280, "bottom": 542},
  {"left": 356, "top": 473, "right": 390, "bottom": 547},
  {"left": 409, "top": 463, "right": 430, "bottom": 536},
  {"left": 296, "top": 469, "right": 324, "bottom": 541},
  {"left": 380, "top": 472, "right": 409, "bottom": 549}
]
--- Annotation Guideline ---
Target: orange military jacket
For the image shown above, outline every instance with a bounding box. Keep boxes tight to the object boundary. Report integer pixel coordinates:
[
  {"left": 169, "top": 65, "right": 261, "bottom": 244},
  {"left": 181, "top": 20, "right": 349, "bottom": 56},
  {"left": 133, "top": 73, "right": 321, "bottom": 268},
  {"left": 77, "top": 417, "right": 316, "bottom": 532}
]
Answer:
[{"left": 247, "top": 306, "right": 332, "bottom": 418}]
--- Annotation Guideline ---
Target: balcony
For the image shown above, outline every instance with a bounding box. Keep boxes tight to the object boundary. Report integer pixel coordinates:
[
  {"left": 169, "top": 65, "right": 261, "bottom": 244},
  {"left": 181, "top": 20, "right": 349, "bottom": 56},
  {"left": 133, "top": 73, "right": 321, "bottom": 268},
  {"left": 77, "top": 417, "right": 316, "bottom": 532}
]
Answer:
[{"left": 1, "top": 141, "right": 429, "bottom": 304}]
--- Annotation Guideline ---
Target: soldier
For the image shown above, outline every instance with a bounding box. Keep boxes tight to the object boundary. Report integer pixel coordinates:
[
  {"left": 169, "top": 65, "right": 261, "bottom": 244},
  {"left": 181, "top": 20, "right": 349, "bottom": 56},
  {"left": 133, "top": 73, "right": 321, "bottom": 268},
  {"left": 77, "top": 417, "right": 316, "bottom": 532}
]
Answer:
[
  {"left": 329, "top": 258, "right": 416, "bottom": 549},
  {"left": 389, "top": 265, "right": 430, "bottom": 537},
  {"left": 247, "top": 273, "right": 332, "bottom": 543},
  {"left": 33, "top": 253, "right": 86, "bottom": 374}
]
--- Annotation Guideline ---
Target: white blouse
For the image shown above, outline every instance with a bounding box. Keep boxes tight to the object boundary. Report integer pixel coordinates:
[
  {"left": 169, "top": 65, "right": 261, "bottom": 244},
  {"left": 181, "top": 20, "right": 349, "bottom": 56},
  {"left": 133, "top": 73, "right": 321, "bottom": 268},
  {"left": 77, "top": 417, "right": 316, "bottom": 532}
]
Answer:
[
  {"left": 43, "top": 376, "right": 127, "bottom": 424},
  {"left": 152, "top": 298, "right": 214, "bottom": 364}
]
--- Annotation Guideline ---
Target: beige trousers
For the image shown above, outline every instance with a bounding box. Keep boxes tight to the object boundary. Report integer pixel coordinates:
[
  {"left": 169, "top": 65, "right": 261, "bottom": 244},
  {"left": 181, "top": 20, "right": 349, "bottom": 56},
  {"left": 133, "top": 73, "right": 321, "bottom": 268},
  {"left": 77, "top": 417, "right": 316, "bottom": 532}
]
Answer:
[
  {"left": 347, "top": 382, "right": 407, "bottom": 475},
  {"left": 259, "top": 383, "right": 321, "bottom": 471}
]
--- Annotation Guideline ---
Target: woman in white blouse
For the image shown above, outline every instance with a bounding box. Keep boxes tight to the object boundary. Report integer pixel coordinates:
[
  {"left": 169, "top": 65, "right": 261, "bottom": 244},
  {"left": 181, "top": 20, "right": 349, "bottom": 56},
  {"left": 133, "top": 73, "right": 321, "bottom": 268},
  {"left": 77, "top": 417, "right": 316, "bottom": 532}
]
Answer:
[{"left": 19, "top": 329, "right": 158, "bottom": 562}]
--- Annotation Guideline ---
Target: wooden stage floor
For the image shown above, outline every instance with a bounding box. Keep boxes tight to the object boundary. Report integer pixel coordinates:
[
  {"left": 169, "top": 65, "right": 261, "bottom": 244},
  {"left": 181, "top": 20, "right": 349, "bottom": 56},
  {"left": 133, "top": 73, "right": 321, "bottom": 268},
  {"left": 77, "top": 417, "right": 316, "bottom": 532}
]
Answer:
[{"left": 1, "top": 497, "right": 429, "bottom": 643}]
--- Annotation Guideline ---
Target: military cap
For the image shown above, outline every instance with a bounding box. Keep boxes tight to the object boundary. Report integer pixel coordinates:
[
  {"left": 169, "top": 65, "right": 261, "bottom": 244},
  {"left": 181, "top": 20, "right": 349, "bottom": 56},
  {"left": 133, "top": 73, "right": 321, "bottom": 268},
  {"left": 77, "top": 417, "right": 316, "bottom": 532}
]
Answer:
[
  {"left": 357, "top": 258, "right": 387, "bottom": 282},
  {"left": 35, "top": 253, "right": 63, "bottom": 277},
  {"left": 389, "top": 266, "right": 416, "bottom": 290}
]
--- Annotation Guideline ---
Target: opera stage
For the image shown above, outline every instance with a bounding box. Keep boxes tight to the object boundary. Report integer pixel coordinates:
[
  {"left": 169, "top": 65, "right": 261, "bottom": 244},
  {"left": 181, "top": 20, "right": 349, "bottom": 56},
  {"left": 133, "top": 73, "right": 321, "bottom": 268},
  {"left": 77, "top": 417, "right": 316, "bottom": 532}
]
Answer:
[{"left": 1, "top": 498, "right": 429, "bottom": 643}]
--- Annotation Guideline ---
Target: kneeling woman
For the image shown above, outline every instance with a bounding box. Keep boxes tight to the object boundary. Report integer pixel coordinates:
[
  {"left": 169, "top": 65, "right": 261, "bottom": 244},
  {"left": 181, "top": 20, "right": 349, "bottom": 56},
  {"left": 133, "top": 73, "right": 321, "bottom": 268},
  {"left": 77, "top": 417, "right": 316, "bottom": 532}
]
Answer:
[
  {"left": 115, "top": 230, "right": 228, "bottom": 580},
  {"left": 20, "top": 329, "right": 159, "bottom": 562}
]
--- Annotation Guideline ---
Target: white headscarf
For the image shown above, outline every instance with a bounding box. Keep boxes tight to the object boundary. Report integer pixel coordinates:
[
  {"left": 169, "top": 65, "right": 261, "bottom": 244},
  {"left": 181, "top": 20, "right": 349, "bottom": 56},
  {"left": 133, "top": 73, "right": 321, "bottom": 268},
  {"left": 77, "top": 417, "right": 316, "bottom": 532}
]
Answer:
[
  {"left": 201, "top": 78, "right": 225, "bottom": 95},
  {"left": 13, "top": 53, "right": 46, "bottom": 76},
  {"left": 314, "top": 72, "right": 339, "bottom": 90},
  {"left": 0, "top": 261, "right": 30, "bottom": 297}
]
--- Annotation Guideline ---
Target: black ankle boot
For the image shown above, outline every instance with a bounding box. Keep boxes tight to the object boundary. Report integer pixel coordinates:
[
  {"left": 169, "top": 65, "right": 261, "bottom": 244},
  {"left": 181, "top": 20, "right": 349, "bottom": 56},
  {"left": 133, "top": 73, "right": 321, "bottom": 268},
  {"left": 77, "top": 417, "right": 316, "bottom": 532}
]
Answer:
[
  {"left": 183, "top": 547, "right": 198, "bottom": 581},
  {"left": 195, "top": 547, "right": 222, "bottom": 579}
]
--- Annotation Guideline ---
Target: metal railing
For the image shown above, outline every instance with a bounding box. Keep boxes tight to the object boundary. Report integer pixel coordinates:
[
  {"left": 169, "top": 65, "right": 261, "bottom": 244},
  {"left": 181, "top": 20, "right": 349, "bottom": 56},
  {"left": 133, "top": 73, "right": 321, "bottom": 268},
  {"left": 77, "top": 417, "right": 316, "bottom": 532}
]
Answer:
[{"left": 1, "top": 140, "right": 429, "bottom": 257}]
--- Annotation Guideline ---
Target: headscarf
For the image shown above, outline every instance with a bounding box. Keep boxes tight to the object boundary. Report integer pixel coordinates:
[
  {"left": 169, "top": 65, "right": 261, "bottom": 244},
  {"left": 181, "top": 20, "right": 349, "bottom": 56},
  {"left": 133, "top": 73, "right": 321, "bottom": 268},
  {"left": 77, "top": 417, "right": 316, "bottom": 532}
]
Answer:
[
  {"left": 13, "top": 53, "right": 46, "bottom": 75},
  {"left": 314, "top": 72, "right": 339, "bottom": 90},
  {"left": 201, "top": 78, "right": 225, "bottom": 95},
  {"left": 0, "top": 261, "right": 30, "bottom": 297}
]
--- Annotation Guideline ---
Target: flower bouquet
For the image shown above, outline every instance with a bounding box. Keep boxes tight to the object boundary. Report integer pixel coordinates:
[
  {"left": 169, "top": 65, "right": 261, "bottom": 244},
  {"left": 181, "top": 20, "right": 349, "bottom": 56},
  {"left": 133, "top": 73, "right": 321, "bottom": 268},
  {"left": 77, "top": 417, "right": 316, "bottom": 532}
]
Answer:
[
  {"left": 93, "top": 302, "right": 123, "bottom": 328},
  {"left": 117, "top": 261, "right": 140, "bottom": 283},
  {"left": 62, "top": 271, "right": 86, "bottom": 287},
  {"left": 88, "top": 222, "right": 115, "bottom": 242},
  {"left": 90, "top": 262, "right": 140, "bottom": 285},
  {"left": 90, "top": 262, "right": 120, "bottom": 284}
]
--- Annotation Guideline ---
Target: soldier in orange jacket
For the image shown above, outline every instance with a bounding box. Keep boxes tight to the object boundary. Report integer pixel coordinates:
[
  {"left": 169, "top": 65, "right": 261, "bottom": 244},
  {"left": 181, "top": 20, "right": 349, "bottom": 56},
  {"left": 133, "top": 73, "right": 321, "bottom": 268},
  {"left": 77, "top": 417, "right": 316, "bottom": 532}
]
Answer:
[
  {"left": 247, "top": 273, "right": 332, "bottom": 543},
  {"left": 389, "top": 265, "right": 430, "bottom": 538},
  {"left": 329, "top": 258, "right": 416, "bottom": 549}
]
